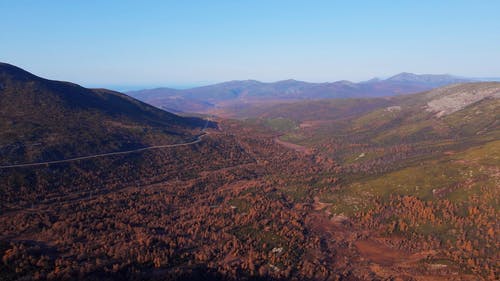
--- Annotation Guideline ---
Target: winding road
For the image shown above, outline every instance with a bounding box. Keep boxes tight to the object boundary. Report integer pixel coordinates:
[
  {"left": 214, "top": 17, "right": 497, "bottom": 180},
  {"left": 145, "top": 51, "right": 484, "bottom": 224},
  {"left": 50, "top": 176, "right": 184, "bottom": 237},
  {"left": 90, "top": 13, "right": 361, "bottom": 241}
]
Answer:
[{"left": 0, "top": 119, "right": 211, "bottom": 169}]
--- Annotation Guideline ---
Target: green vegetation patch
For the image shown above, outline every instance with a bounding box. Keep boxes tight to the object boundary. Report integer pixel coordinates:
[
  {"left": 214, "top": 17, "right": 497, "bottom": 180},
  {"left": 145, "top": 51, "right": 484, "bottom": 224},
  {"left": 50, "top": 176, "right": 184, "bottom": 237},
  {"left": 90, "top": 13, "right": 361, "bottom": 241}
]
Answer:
[
  {"left": 319, "top": 138, "right": 499, "bottom": 220},
  {"left": 352, "top": 107, "right": 402, "bottom": 130},
  {"left": 228, "top": 198, "right": 251, "bottom": 213},
  {"left": 455, "top": 139, "right": 500, "bottom": 166},
  {"left": 349, "top": 160, "right": 483, "bottom": 201},
  {"left": 231, "top": 226, "right": 285, "bottom": 251},
  {"left": 263, "top": 117, "right": 298, "bottom": 132},
  {"left": 443, "top": 99, "right": 500, "bottom": 136},
  {"left": 279, "top": 133, "right": 307, "bottom": 144},
  {"left": 342, "top": 150, "right": 385, "bottom": 165},
  {"left": 279, "top": 184, "right": 309, "bottom": 202}
]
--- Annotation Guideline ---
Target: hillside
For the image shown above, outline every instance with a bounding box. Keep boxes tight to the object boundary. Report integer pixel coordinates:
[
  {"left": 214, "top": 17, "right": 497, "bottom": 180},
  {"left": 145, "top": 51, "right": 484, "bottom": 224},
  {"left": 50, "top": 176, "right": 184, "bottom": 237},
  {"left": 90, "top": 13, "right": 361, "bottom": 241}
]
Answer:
[
  {"left": 128, "top": 73, "right": 474, "bottom": 113},
  {"left": 0, "top": 63, "right": 207, "bottom": 165},
  {"left": 238, "top": 82, "right": 499, "bottom": 279},
  {"left": 236, "top": 82, "right": 499, "bottom": 136},
  {"left": 1, "top": 75, "right": 498, "bottom": 280},
  {"left": 246, "top": 83, "right": 499, "bottom": 173}
]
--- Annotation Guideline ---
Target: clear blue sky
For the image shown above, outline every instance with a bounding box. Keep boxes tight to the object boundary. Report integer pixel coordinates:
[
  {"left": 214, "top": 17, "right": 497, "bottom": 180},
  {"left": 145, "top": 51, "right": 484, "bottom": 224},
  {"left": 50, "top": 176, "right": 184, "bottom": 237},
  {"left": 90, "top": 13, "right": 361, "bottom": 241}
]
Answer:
[{"left": 1, "top": 0, "right": 499, "bottom": 89}]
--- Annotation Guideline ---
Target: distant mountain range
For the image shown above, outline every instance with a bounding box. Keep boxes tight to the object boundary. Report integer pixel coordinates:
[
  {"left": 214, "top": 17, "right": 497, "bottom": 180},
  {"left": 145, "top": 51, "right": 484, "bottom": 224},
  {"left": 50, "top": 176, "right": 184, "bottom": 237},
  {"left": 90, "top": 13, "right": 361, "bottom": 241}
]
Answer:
[
  {"left": 0, "top": 63, "right": 206, "bottom": 165},
  {"left": 127, "top": 73, "right": 498, "bottom": 113}
]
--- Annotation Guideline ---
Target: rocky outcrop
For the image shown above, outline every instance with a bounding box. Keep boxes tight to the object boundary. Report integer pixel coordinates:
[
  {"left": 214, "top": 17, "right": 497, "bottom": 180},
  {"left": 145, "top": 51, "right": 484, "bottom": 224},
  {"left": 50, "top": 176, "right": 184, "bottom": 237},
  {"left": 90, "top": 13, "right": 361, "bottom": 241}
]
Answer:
[{"left": 425, "top": 82, "right": 500, "bottom": 117}]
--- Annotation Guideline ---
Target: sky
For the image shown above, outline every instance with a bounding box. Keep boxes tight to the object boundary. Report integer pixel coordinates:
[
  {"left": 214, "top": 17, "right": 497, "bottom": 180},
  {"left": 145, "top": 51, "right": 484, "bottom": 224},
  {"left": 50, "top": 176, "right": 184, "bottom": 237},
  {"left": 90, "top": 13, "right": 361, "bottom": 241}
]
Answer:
[{"left": 1, "top": 0, "right": 499, "bottom": 90}]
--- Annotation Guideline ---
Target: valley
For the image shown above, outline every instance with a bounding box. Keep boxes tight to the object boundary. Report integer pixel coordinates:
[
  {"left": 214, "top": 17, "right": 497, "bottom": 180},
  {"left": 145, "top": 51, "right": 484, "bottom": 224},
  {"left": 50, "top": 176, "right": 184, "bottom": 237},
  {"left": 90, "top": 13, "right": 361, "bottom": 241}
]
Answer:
[
  {"left": 0, "top": 65, "right": 498, "bottom": 281},
  {"left": 3, "top": 1, "right": 499, "bottom": 280}
]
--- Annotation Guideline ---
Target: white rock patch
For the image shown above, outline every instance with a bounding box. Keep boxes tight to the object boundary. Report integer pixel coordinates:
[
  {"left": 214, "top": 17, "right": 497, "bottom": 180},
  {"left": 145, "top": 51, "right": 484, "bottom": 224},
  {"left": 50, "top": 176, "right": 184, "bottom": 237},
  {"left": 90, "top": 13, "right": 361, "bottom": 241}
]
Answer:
[{"left": 425, "top": 83, "right": 500, "bottom": 117}]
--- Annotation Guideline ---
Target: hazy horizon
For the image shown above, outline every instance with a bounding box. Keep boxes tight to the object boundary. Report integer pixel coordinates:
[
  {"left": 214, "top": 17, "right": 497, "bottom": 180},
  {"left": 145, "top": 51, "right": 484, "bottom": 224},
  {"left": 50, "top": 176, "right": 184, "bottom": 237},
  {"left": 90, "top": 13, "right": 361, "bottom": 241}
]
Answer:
[
  {"left": 94, "top": 72, "right": 500, "bottom": 93},
  {"left": 2, "top": 0, "right": 500, "bottom": 88}
]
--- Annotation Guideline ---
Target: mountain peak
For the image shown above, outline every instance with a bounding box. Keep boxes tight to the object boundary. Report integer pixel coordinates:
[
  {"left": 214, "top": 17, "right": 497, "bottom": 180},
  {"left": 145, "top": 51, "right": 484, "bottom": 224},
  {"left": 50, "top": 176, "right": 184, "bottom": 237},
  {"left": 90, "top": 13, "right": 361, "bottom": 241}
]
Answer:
[
  {"left": 274, "top": 79, "right": 309, "bottom": 86},
  {"left": 362, "top": 77, "right": 382, "bottom": 83},
  {"left": 386, "top": 72, "right": 470, "bottom": 85},
  {"left": 386, "top": 72, "right": 421, "bottom": 81},
  {"left": 335, "top": 80, "right": 356, "bottom": 86}
]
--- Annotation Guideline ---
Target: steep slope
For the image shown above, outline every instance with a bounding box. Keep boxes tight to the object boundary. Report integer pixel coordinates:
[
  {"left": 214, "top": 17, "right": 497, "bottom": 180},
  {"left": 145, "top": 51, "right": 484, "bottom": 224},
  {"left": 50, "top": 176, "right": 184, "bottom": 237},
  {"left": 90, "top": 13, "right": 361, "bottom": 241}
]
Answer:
[
  {"left": 248, "top": 81, "right": 499, "bottom": 202},
  {"left": 423, "top": 82, "right": 500, "bottom": 116},
  {"left": 128, "top": 73, "right": 474, "bottom": 113},
  {"left": 0, "top": 63, "right": 207, "bottom": 165},
  {"left": 237, "top": 82, "right": 499, "bottom": 140},
  {"left": 239, "top": 82, "right": 499, "bottom": 184}
]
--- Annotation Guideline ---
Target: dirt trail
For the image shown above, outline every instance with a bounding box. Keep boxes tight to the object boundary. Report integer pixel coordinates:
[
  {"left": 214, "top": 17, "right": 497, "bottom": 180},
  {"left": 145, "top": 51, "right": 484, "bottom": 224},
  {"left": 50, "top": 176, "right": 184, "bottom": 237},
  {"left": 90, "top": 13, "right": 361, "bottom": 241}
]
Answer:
[
  {"left": 305, "top": 203, "right": 463, "bottom": 280},
  {"left": 309, "top": 209, "right": 426, "bottom": 266},
  {"left": 312, "top": 196, "right": 332, "bottom": 211},
  {"left": 274, "top": 137, "right": 312, "bottom": 154},
  {"left": 354, "top": 239, "right": 412, "bottom": 266}
]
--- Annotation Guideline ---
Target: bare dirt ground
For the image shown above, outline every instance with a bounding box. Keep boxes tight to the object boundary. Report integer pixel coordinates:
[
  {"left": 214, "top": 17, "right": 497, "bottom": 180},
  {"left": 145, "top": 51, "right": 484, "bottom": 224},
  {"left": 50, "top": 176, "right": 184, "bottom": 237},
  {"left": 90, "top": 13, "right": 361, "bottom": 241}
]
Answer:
[
  {"left": 313, "top": 196, "right": 332, "bottom": 211},
  {"left": 305, "top": 199, "right": 478, "bottom": 280},
  {"left": 274, "top": 137, "right": 313, "bottom": 154},
  {"left": 299, "top": 120, "right": 334, "bottom": 129}
]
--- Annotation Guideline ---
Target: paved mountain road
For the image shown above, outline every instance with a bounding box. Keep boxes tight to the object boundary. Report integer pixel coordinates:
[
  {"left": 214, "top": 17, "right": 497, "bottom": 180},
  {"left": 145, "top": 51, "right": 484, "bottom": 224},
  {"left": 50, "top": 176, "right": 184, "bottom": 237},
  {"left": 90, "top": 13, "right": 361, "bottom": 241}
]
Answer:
[{"left": 0, "top": 119, "right": 210, "bottom": 169}]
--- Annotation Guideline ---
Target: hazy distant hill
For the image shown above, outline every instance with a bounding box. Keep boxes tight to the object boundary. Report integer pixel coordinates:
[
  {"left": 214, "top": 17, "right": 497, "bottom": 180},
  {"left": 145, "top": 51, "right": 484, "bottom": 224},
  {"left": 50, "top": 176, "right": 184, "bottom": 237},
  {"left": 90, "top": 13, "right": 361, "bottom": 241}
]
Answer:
[
  {"left": 246, "top": 82, "right": 500, "bottom": 155},
  {"left": 127, "top": 73, "right": 476, "bottom": 113},
  {"left": 0, "top": 63, "right": 206, "bottom": 165},
  {"left": 383, "top": 72, "right": 468, "bottom": 85}
]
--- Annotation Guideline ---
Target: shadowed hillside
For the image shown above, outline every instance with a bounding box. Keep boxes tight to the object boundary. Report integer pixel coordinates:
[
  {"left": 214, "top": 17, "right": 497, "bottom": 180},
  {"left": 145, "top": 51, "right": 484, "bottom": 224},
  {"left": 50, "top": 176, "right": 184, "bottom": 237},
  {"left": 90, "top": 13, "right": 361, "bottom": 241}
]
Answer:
[{"left": 0, "top": 63, "right": 208, "bottom": 165}]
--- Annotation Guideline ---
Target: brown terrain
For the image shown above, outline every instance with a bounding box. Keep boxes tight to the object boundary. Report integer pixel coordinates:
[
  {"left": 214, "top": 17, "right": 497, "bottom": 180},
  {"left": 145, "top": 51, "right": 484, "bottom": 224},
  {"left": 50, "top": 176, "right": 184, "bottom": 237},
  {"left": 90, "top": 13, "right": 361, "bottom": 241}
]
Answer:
[
  {"left": 0, "top": 65, "right": 498, "bottom": 281},
  {"left": 2, "top": 117, "right": 496, "bottom": 280}
]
